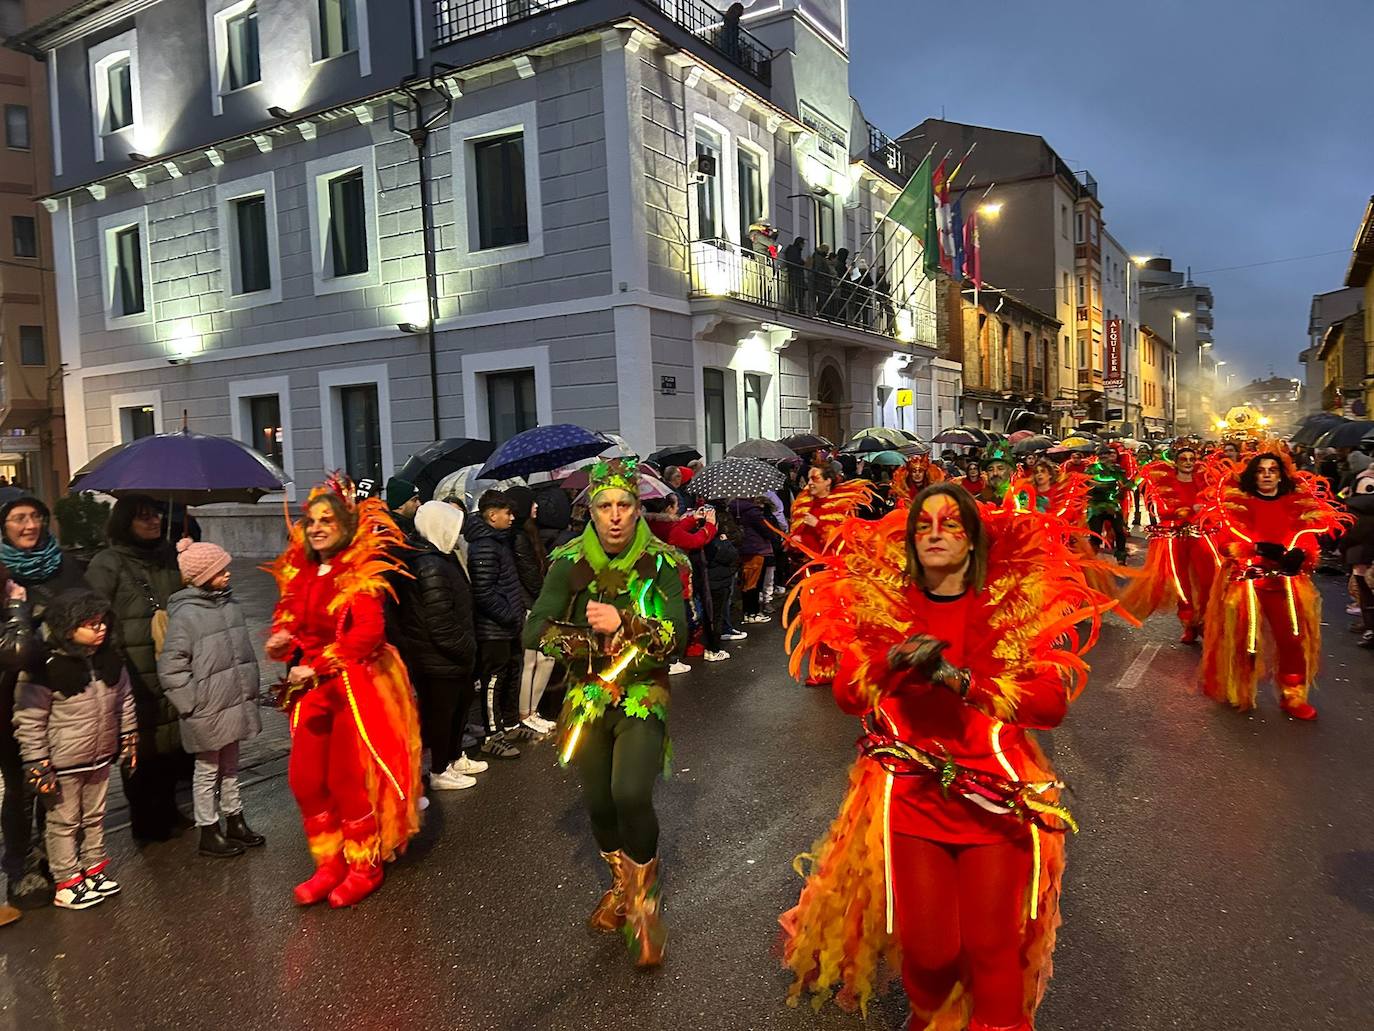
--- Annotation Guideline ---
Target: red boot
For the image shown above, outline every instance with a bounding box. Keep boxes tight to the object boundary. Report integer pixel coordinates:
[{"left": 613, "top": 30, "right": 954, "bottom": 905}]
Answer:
[
  {"left": 293, "top": 812, "right": 346, "bottom": 906},
  {"left": 1180, "top": 624, "right": 1198, "bottom": 644},
  {"left": 1278, "top": 675, "right": 1317, "bottom": 721},
  {"left": 327, "top": 814, "right": 384, "bottom": 908}
]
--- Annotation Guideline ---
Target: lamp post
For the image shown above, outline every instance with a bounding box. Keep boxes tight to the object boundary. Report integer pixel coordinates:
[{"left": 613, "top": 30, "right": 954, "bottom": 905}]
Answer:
[{"left": 1171, "top": 311, "right": 1190, "bottom": 436}]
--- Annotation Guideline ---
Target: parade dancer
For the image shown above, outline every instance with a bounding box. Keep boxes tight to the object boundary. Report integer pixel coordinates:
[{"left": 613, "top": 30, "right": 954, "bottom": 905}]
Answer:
[
  {"left": 890, "top": 453, "right": 945, "bottom": 509},
  {"left": 1198, "top": 449, "right": 1350, "bottom": 720},
  {"left": 1085, "top": 448, "right": 1132, "bottom": 564},
  {"left": 524, "top": 459, "right": 686, "bottom": 968},
  {"left": 782, "top": 484, "right": 1115, "bottom": 1030},
  {"left": 266, "top": 476, "right": 421, "bottom": 908},
  {"left": 1125, "top": 444, "right": 1218, "bottom": 642}
]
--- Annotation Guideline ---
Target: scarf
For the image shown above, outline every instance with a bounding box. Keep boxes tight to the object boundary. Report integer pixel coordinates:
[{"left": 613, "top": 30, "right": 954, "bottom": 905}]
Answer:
[
  {"left": 578, "top": 518, "right": 652, "bottom": 592},
  {"left": 2, "top": 533, "right": 63, "bottom": 586}
]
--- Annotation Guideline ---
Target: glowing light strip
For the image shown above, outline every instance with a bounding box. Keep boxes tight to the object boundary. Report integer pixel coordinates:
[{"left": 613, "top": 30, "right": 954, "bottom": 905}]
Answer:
[
  {"left": 1029, "top": 826, "right": 1042, "bottom": 921},
  {"left": 990, "top": 722, "right": 1017, "bottom": 780},
  {"left": 1164, "top": 538, "right": 1186, "bottom": 603},
  {"left": 561, "top": 722, "right": 583, "bottom": 765},
  {"left": 1245, "top": 582, "right": 1258, "bottom": 655},
  {"left": 342, "top": 670, "right": 406, "bottom": 801},
  {"left": 883, "top": 772, "right": 895, "bottom": 934},
  {"left": 1285, "top": 579, "right": 1299, "bottom": 636},
  {"left": 599, "top": 645, "right": 641, "bottom": 683}
]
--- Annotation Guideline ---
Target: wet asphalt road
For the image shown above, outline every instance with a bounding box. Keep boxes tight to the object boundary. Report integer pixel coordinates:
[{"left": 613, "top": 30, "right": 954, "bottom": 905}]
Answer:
[{"left": 1, "top": 560, "right": 1371, "bottom": 1031}]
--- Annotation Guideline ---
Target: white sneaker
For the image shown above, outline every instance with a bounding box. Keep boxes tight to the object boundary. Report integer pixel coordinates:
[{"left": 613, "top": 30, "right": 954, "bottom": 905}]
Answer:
[
  {"left": 430, "top": 769, "right": 477, "bottom": 791},
  {"left": 53, "top": 878, "right": 104, "bottom": 910},
  {"left": 525, "top": 714, "right": 557, "bottom": 734},
  {"left": 83, "top": 865, "right": 120, "bottom": 897},
  {"left": 720, "top": 630, "right": 748, "bottom": 642},
  {"left": 668, "top": 660, "right": 691, "bottom": 675},
  {"left": 520, "top": 715, "right": 554, "bottom": 737},
  {"left": 703, "top": 649, "right": 730, "bottom": 662},
  {"left": 744, "top": 613, "right": 772, "bottom": 624},
  {"left": 1347, "top": 602, "right": 1362, "bottom": 615},
  {"left": 448, "top": 755, "right": 489, "bottom": 776}
]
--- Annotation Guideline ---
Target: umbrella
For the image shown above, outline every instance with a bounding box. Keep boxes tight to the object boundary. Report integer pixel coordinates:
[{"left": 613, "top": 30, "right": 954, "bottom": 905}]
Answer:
[
  {"left": 572, "top": 470, "right": 672, "bottom": 505},
  {"left": 840, "top": 434, "right": 894, "bottom": 455},
  {"left": 932, "top": 426, "right": 990, "bottom": 446},
  {"left": 866, "top": 450, "right": 907, "bottom": 467},
  {"left": 1007, "top": 430, "right": 1036, "bottom": 445},
  {"left": 647, "top": 443, "right": 702, "bottom": 469},
  {"left": 780, "top": 433, "right": 833, "bottom": 455},
  {"left": 1317, "top": 420, "right": 1374, "bottom": 448},
  {"left": 478, "top": 424, "right": 610, "bottom": 481},
  {"left": 851, "top": 427, "right": 916, "bottom": 448},
  {"left": 598, "top": 432, "right": 638, "bottom": 459},
  {"left": 687, "top": 457, "right": 785, "bottom": 500},
  {"left": 1290, "top": 412, "right": 1345, "bottom": 446},
  {"left": 1059, "top": 436, "right": 1100, "bottom": 454},
  {"left": 1011, "top": 434, "right": 1054, "bottom": 456},
  {"left": 68, "top": 430, "right": 287, "bottom": 504},
  {"left": 726, "top": 438, "right": 800, "bottom": 463},
  {"left": 396, "top": 438, "right": 496, "bottom": 501},
  {"left": 1066, "top": 428, "right": 1102, "bottom": 441},
  {"left": 433, "top": 464, "right": 523, "bottom": 511}
]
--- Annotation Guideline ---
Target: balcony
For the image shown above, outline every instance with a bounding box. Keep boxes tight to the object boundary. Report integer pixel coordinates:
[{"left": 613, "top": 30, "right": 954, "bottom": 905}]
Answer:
[
  {"left": 433, "top": 0, "right": 772, "bottom": 84},
  {"left": 866, "top": 123, "right": 909, "bottom": 180},
  {"left": 688, "top": 237, "right": 935, "bottom": 346}
]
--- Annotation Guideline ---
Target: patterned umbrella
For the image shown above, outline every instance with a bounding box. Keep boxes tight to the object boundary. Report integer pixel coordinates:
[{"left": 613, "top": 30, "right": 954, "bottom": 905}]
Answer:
[
  {"left": 478, "top": 424, "right": 610, "bottom": 481},
  {"left": 780, "top": 433, "right": 833, "bottom": 455},
  {"left": 687, "top": 457, "right": 785, "bottom": 500},
  {"left": 572, "top": 470, "right": 672, "bottom": 504},
  {"left": 726, "top": 438, "right": 799, "bottom": 463},
  {"left": 68, "top": 430, "right": 287, "bottom": 504},
  {"left": 397, "top": 438, "right": 496, "bottom": 501}
]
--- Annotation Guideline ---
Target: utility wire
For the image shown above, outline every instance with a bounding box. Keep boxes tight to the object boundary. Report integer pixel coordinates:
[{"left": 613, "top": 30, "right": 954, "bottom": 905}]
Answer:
[{"left": 1190, "top": 249, "right": 1348, "bottom": 276}]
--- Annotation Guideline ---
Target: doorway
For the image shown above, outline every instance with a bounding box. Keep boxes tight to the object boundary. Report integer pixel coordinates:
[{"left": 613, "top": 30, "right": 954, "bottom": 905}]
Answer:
[{"left": 815, "top": 364, "right": 844, "bottom": 443}]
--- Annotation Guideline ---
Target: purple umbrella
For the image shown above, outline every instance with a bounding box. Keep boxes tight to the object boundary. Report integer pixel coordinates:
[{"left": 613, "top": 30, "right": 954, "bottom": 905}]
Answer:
[
  {"left": 69, "top": 430, "right": 288, "bottom": 504},
  {"left": 478, "top": 424, "right": 611, "bottom": 481}
]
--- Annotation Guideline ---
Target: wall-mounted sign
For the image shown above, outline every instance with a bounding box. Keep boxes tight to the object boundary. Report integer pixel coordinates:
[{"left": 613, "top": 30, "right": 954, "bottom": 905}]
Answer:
[
  {"left": 1051, "top": 399, "right": 1075, "bottom": 411},
  {"left": 660, "top": 376, "right": 677, "bottom": 396},
  {"left": 1104, "top": 319, "right": 1124, "bottom": 387},
  {"left": 895, "top": 388, "right": 913, "bottom": 408}
]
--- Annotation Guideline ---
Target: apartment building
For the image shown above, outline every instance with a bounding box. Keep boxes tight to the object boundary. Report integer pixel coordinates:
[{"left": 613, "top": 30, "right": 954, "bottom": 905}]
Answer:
[
  {"left": 1301, "top": 287, "right": 1362, "bottom": 417},
  {"left": 1137, "top": 256, "right": 1215, "bottom": 435},
  {"left": 1100, "top": 227, "right": 1140, "bottom": 437},
  {"left": 1137, "top": 323, "right": 1172, "bottom": 438},
  {"left": 9, "top": 0, "right": 947, "bottom": 527},
  {"left": 1344, "top": 196, "right": 1374, "bottom": 415}
]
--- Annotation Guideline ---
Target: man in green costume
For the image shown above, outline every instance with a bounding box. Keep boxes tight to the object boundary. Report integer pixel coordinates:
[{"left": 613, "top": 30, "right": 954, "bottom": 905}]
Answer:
[{"left": 523, "top": 458, "right": 685, "bottom": 968}]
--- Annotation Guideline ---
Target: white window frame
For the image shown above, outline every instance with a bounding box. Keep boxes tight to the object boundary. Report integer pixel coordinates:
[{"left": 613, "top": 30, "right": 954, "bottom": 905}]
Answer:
[
  {"left": 318, "top": 363, "right": 393, "bottom": 481},
  {"left": 735, "top": 137, "right": 768, "bottom": 244},
  {"left": 206, "top": 0, "right": 262, "bottom": 116},
  {"left": 215, "top": 170, "right": 281, "bottom": 309},
  {"left": 450, "top": 102, "right": 544, "bottom": 267},
  {"left": 110, "top": 389, "right": 162, "bottom": 445},
  {"left": 460, "top": 345, "right": 552, "bottom": 440},
  {"left": 229, "top": 375, "right": 296, "bottom": 499},
  {"left": 97, "top": 206, "right": 154, "bottom": 331},
  {"left": 690, "top": 116, "right": 731, "bottom": 243},
  {"left": 88, "top": 28, "right": 141, "bottom": 163},
  {"left": 305, "top": 145, "right": 380, "bottom": 296},
  {"left": 311, "top": 0, "right": 372, "bottom": 77}
]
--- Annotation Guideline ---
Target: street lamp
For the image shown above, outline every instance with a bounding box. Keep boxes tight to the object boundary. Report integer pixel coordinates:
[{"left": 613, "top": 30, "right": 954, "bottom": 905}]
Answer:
[{"left": 978, "top": 202, "right": 1003, "bottom": 219}]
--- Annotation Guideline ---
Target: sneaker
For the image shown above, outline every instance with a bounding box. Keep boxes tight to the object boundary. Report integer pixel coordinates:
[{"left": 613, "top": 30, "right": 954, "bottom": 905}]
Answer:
[
  {"left": 503, "top": 722, "right": 543, "bottom": 743},
  {"left": 524, "top": 714, "right": 557, "bottom": 734},
  {"left": 720, "top": 630, "right": 748, "bottom": 642},
  {"left": 703, "top": 649, "right": 730, "bottom": 662},
  {"left": 448, "top": 755, "right": 489, "bottom": 776},
  {"left": 1359, "top": 631, "right": 1374, "bottom": 649},
  {"left": 82, "top": 863, "right": 120, "bottom": 897},
  {"left": 743, "top": 613, "right": 772, "bottom": 625},
  {"left": 668, "top": 660, "right": 691, "bottom": 676},
  {"left": 1346, "top": 602, "right": 1362, "bottom": 615},
  {"left": 429, "top": 769, "right": 477, "bottom": 791},
  {"left": 53, "top": 877, "right": 103, "bottom": 910},
  {"left": 481, "top": 736, "right": 521, "bottom": 760}
]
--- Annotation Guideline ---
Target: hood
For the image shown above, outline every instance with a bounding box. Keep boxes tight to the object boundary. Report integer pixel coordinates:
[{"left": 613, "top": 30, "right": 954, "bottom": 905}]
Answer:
[
  {"left": 463, "top": 514, "right": 510, "bottom": 542},
  {"left": 41, "top": 588, "right": 112, "bottom": 649},
  {"left": 415, "top": 500, "right": 463, "bottom": 555},
  {"left": 167, "top": 585, "right": 231, "bottom": 613},
  {"left": 533, "top": 485, "right": 572, "bottom": 531}
]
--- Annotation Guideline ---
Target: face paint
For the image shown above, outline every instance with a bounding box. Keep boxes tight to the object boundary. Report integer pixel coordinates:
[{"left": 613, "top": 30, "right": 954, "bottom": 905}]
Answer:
[{"left": 914, "top": 495, "right": 973, "bottom": 583}]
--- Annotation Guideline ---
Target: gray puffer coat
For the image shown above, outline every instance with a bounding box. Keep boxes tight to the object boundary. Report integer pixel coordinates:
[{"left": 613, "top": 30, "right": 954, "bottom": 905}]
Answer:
[{"left": 156, "top": 587, "right": 262, "bottom": 754}]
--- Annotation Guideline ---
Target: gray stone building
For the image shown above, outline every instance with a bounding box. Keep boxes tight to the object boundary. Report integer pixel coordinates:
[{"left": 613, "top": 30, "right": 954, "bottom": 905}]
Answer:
[{"left": 10, "top": 0, "right": 951, "bottom": 533}]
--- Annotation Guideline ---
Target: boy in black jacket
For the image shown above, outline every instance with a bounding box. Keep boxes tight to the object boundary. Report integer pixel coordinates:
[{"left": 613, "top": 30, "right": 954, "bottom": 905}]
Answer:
[{"left": 461, "top": 491, "right": 525, "bottom": 760}]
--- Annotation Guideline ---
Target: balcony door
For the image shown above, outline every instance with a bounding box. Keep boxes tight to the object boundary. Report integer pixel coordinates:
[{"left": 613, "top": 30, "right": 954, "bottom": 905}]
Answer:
[{"left": 815, "top": 364, "right": 844, "bottom": 444}]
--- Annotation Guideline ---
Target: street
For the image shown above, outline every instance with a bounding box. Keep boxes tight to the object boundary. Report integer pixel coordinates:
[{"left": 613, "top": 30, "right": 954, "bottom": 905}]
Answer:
[{"left": 1, "top": 561, "right": 1371, "bottom": 1031}]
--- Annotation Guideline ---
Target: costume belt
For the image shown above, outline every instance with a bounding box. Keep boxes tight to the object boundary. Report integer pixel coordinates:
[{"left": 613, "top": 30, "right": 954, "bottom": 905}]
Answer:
[
  {"left": 1146, "top": 523, "right": 1203, "bottom": 540},
  {"left": 1231, "top": 565, "right": 1301, "bottom": 583}
]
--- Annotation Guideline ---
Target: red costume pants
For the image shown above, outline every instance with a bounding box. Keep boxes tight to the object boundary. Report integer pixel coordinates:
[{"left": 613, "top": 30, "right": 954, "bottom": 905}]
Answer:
[
  {"left": 891, "top": 833, "right": 1032, "bottom": 1028},
  {"left": 1253, "top": 584, "right": 1306, "bottom": 685},
  {"left": 1176, "top": 537, "right": 1217, "bottom": 630},
  {"left": 288, "top": 679, "right": 372, "bottom": 824}
]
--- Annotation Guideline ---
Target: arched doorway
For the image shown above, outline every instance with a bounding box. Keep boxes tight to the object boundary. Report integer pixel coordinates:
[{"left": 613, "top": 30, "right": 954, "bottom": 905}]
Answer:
[{"left": 815, "top": 364, "right": 844, "bottom": 443}]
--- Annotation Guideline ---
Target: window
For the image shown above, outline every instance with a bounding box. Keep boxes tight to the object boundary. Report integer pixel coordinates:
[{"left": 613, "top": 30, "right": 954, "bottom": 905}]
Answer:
[
  {"left": 744, "top": 372, "right": 764, "bottom": 439},
  {"left": 1060, "top": 205, "right": 1068, "bottom": 239},
  {"left": 89, "top": 29, "right": 140, "bottom": 161},
  {"left": 339, "top": 384, "right": 381, "bottom": 482},
  {"left": 485, "top": 369, "right": 537, "bottom": 443},
  {"left": 247, "top": 394, "right": 284, "bottom": 467},
  {"left": 1061, "top": 272, "right": 1070, "bottom": 305},
  {"left": 1077, "top": 276, "right": 1085, "bottom": 306},
  {"left": 4, "top": 105, "right": 28, "bottom": 150},
  {"left": 694, "top": 127, "right": 722, "bottom": 240},
  {"left": 99, "top": 209, "right": 152, "bottom": 327},
  {"left": 1062, "top": 334, "right": 1070, "bottom": 366},
  {"left": 217, "top": 172, "right": 281, "bottom": 307},
  {"left": 817, "top": 193, "right": 837, "bottom": 250},
  {"left": 1074, "top": 212, "right": 1083, "bottom": 243},
  {"left": 126, "top": 405, "right": 156, "bottom": 440},
  {"left": 325, "top": 169, "right": 368, "bottom": 277},
  {"left": 19, "top": 326, "right": 44, "bottom": 366},
  {"left": 703, "top": 368, "right": 727, "bottom": 462},
  {"left": 113, "top": 225, "right": 145, "bottom": 316},
  {"left": 234, "top": 196, "right": 271, "bottom": 293},
  {"left": 737, "top": 146, "right": 763, "bottom": 247},
  {"left": 225, "top": 6, "right": 260, "bottom": 90},
  {"left": 319, "top": 0, "right": 357, "bottom": 58},
  {"left": 12, "top": 215, "right": 36, "bottom": 258},
  {"left": 106, "top": 59, "right": 133, "bottom": 131},
  {"left": 474, "top": 133, "right": 528, "bottom": 249}
]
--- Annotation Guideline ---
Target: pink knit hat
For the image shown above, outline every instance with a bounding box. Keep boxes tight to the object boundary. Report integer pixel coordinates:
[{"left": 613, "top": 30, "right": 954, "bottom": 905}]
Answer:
[{"left": 176, "top": 538, "right": 232, "bottom": 586}]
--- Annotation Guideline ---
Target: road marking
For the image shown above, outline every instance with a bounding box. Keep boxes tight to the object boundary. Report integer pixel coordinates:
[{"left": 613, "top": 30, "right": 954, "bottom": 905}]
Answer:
[{"left": 1114, "top": 642, "right": 1162, "bottom": 694}]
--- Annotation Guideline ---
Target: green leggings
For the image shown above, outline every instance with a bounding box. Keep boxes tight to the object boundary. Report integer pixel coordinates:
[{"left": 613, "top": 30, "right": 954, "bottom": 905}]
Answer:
[{"left": 575, "top": 707, "right": 666, "bottom": 864}]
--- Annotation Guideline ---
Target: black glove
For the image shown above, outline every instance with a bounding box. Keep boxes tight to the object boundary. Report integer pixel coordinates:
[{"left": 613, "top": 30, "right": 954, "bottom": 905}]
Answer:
[
  {"left": 888, "top": 635, "right": 949, "bottom": 675},
  {"left": 1254, "top": 542, "right": 1285, "bottom": 563},
  {"left": 1280, "top": 548, "right": 1306, "bottom": 575},
  {"left": 24, "top": 759, "right": 57, "bottom": 796}
]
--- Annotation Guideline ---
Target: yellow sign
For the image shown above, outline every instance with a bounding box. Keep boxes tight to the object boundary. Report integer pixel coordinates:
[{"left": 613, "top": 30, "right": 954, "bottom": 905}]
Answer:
[{"left": 895, "top": 389, "right": 914, "bottom": 408}]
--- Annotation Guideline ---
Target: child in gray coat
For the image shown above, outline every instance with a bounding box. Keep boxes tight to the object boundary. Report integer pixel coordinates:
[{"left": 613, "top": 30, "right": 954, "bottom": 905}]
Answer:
[
  {"left": 12, "top": 589, "right": 136, "bottom": 910},
  {"left": 157, "top": 541, "right": 263, "bottom": 859}
]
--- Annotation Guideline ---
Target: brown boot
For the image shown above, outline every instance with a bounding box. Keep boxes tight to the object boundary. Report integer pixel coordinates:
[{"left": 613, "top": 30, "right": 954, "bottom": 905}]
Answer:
[
  {"left": 588, "top": 850, "right": 627, "bottom": 933},
  {"left": 0, "top": 903, "right": 20, "bottom": 927},
  {"left": 621, "top": 854, "right": 665, "bottom": 969}
]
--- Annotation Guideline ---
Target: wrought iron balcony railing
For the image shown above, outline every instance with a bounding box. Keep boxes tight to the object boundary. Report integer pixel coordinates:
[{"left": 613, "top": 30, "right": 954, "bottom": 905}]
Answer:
[
  {"left": 688, "top": 237, "right": 935, "bottom": 346},
  {"left": 433, "top": 0, "right": 772, "bottom": 84},
  {"left": 866, "top": 123, "right": 908, "bottom": 178}
]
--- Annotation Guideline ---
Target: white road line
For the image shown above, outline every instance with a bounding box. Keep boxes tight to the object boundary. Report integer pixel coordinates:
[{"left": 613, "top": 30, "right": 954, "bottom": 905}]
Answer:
[{"left": 1114, "top": 642, "right": 1163, "bottom": 694}]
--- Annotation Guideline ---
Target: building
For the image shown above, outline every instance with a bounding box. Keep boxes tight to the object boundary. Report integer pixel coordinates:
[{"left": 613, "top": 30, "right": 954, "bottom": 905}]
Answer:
[
  {"left": 935, "top": 276, "right": 1060, "bottom": 434},
  {"left": 1137, "top": 323, "right": 1172, "bottom": 438},
  {"left": 1301, "top": 286, "right": 1362, "bottom": 417},
  {"left": 1223, "top": 375, "right": 1303, "bottom": 433},
  {"left": 1137, "top": 257, "right": 1215, "bottom": 435},
  {"left": 9, "top": 0, "right": 949, "bottom": 547},
  {"left": 1100, "top": 227, "right": 1141, "bottom": 438},
  {"left": 0, "top": 0, "right": 69, "bottom": 501},
  {"left": 899, "top": 119, "right": 1088, "bottom": 436},
  {"left": 1344, "top": 196, "right": 1374, "bottom": 414},
  {"left": 1317, "top": 311, "right": 1367, "bottom": 417}
]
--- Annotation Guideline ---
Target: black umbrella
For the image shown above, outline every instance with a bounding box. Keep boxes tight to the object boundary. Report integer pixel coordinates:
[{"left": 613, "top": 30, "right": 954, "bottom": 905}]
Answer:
[
  {"left": 780, "top": 433, "right": 833, "bottom": 455},
  {"left": 1316, "top": 420, "right": 1374, "bottom": 448},
  {"left": 1011, "top": 434, "right": 1054, "bottom": 456},
  {"left": 1291, "top": 413, "right": 1347, "bottom": 446},
  {"left": 397, "top": 438, "right": 495, "bottom": 501},
  {"left": 931, "top": 426, "right": 990, "bottom": 446},
  {"left": 687, "top": 457, "right": 785, "bottom": 500},
  {"left": 726, "top": 438, "right": 800, "bottom": 463},
  {"left": 840, "top": 435, "right": 893, "bottom": 455},
  {"left": 647, "top": 443, "right": 702, "bottom": 469}
]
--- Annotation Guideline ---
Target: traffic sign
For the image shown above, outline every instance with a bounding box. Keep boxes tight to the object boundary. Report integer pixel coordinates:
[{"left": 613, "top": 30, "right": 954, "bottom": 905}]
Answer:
[{"left": 895, "top": 388, "right": 913, "bottom": 408}]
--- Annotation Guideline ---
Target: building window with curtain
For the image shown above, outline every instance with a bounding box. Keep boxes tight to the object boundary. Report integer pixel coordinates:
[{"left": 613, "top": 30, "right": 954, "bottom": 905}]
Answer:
[
  {"left": 106, "top": 58, "right": 133, "bottom": 131},
  {"left": 703, "top": 368, "right": 727, "bottom": 461},
  {"left": 473, "top": 133, "right": 528, "bottom": 249},
  {"left": 112, "top": 224, "right": 144, "bottom": 315},
  {"left": 485, "top": 369, "right": 537, "bottom": 443},
  {"left": 247, "top": 394, "right": 284, "bottom": 467},
  {"left": 12, "top": 215, "right": 36, "bottom": 258},
  {"left": 326, "top": 169, "right": 368, "bottom": 277},
  {"left": 318, "top": 0, "right": 356, "bottom": 58},
  {"left": 234, "top": 195, "right": 271, "bottom": 293},
  {"left": 694, "top": 128, "right": 722, "bottom": 241},
  {"left": 737, "top": 147, "right": 763, "bottom": 247},
  {"left": 225, "top": 6, "right": 261, "bottom": 90},
  {"left": 339, "top": 384, "right": 381, "bottom": 482},
  {"left": 4, "top": 104, "right": 28, "bottom": 150},
  {"left": 744, "top": 372, "right": 763, "bottom": 439}
]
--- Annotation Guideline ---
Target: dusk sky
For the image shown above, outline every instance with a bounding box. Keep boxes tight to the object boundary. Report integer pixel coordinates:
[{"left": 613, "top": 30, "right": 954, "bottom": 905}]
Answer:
[{"left": 849, "top": 0, "right": 1374, "bottom": 387}]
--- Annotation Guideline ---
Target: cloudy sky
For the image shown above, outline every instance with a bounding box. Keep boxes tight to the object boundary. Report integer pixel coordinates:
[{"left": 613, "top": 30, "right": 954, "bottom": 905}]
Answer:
[{"left": 849, "top": 0, "right": 1374, "bottom": 385}]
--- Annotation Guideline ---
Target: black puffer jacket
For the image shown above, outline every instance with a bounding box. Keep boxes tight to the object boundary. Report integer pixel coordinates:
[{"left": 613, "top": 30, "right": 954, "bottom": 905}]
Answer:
[
  {"left": 505, "top": 487, "right": 547, "bottom": 608},
  {"left": 389, "top": 534, "right": 477, "bottom": 679},
  {"left": 533, "top": 485, "right": 573, "bottom": 552},
  {"left": 462, "top": 516, "right": 525, "bottom": 641},
  {"left": 1338, "top": 492, "right": 1374, "bottom": 568},
  {"left": 705, "top": 535, "right": 740, "bottom": 593}
]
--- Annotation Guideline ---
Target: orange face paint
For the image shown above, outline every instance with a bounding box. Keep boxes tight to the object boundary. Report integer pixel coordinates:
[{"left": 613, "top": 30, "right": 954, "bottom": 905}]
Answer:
[{"left": 915, "top": 497, "right": 968, "bottom": 542}]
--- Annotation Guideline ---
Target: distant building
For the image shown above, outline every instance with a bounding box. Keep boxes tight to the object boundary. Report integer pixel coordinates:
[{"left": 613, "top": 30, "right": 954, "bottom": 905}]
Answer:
[
  {"left": 1344, "top": 196, "right": 1374, "bottom": 415},
  {"left": 1225, "top": 376, "right": 1304, "bottom": 433},
  {"left": 1137, "top": 324, "right": 1173, "bottom": 439},
  {"left": 1317, "top": 312, "right": 1368, "bottom": 418},
  {"left": 1100, "top": 228, "right": 1141, "bottom": 438},
  {"left": 1137, "top": 257, "right": 1215, "bottom": 435},
  {"left": 1301, "top": 287, "right": 1362, "bottom": 417}
]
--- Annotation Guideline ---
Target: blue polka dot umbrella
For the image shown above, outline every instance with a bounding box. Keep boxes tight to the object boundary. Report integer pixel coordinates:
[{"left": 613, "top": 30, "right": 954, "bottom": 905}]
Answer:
[{"left": 477, "top": 424, "right": 612, "bottom": 481}]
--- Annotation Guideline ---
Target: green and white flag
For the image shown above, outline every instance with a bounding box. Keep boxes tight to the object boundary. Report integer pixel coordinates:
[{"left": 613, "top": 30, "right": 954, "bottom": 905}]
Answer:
[{"left": 884, "top": 153, "right": 938, "bottom": 276}]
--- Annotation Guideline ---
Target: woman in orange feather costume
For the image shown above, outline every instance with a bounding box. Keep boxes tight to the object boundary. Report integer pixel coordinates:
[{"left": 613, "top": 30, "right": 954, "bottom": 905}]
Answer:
[
  {"left": 265, "top": 476, "right": 421, "bottom": 908},
  {"left": 782, "top": 483, "right": 1115, "bottom": 1030}
]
